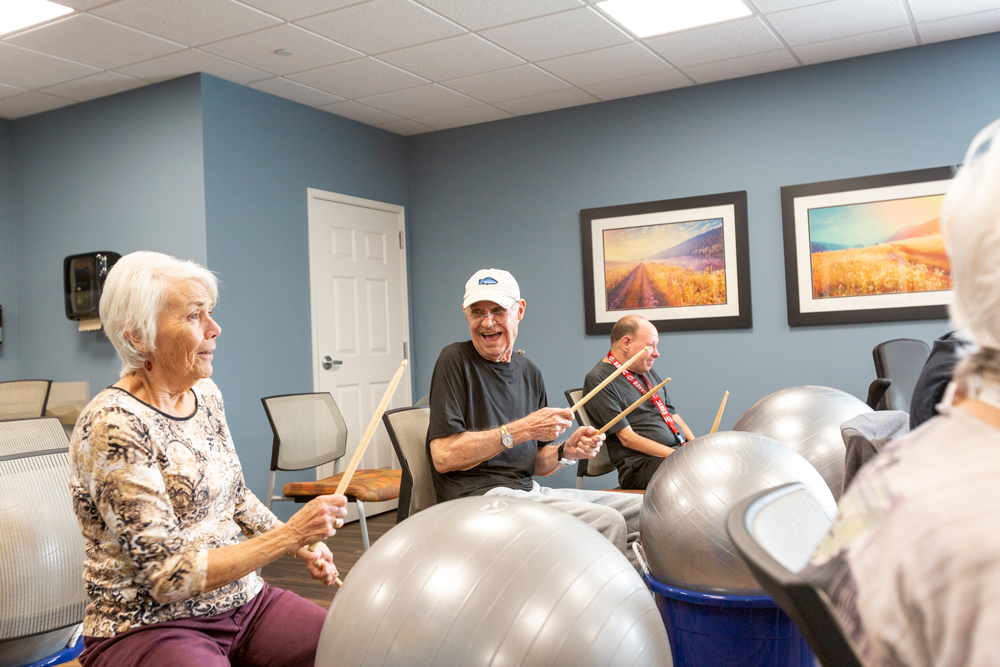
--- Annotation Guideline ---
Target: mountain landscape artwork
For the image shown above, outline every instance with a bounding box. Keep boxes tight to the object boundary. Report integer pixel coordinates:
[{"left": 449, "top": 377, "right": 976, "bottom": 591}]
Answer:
[
  {"left": 807, "top": 194, "right": 950, "bottom": 299},
  {"left": 603, "top": 218, "right": 726, "bottom": 310}
]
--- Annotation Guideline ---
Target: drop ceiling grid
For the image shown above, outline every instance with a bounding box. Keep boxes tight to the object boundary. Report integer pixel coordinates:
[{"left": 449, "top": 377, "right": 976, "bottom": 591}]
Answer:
[{"left": 0, "top": 0, "right": 996, "bottom": 131}]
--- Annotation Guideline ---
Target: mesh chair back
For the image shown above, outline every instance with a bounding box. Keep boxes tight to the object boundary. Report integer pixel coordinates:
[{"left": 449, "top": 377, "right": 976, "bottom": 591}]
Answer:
[
  {"left": 0, "top": 417, "right": 70, "bottom": 459},
  {"left": 873, "top": 339, "right": 930, "bottom": 412},
  {"left": 261, "top": 393, "right": 348, "bottom": 472},
  {"left": 382, "top": 407, "right": 433, "bottom": 519},
  {"left": 727, "top": 483, "right": 864, "bottom": 667},
  {"left": 564, "top": 389, "right": 615, "bottom": 478},
  {"left": 0, "top": 452, "right": 88, "bottom": 642},
  {"left": 0, "top": 380, "right": 52, "bottom": 420}
]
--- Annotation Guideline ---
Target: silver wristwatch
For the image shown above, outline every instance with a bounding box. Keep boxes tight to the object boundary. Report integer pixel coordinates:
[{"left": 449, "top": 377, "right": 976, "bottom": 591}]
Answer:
[{"left": 499, "top": 423, "right": 514, "bottom": 449}]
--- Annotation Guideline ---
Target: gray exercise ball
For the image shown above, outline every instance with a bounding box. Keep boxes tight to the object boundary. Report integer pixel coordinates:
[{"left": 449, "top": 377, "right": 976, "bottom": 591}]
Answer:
[
  {"left": 640, "top": 431, "right": 836, "bottom": 595},
  {"left": 733, "top": 385, "right": 872, "bottom": 499},
  {"left": 316, "top": 497, "right": 672, "bottom": 667}
]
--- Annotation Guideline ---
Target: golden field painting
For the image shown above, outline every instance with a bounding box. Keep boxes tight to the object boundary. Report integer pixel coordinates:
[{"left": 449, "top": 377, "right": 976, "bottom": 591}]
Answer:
[
  {"left": 808, "top": 194, "right": 951, "bottom": 299},
  {"left": 604, "top": 219, "right": 726, "bottom": 310}
]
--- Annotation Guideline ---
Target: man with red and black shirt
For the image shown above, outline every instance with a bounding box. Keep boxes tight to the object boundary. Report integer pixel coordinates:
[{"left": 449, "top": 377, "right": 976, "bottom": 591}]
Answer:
[{"left": 583, "top": 315, "right": 695, "bottom": 490}]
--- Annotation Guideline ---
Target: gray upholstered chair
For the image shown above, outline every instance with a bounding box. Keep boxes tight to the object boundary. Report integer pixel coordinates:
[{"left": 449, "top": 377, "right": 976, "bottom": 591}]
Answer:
[
  {"left": 382, "top": 406, "right": 433, "bottom": 522},
  {"left": 564, "top": 388, "right": 616, "bottom": 490},
  {"left": 0, "top": 419, "right": 87, "bottom": 667},
  {"left": 0, "top": 380, "right": 52, "bottom": 421}
]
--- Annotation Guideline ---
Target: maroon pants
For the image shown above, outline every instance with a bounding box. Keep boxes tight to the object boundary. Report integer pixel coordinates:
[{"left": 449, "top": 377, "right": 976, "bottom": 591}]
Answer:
[{"left": 79, "top": 583, "right": 327, "bottom": 667}]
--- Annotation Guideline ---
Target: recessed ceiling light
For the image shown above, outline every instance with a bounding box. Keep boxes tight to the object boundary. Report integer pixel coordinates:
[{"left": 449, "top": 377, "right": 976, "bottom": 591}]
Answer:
[
  {"left": 596, "top": 0, "right": 752, "bottom": 38},
  {"left": 0, "top": 0, "right": 73, "bottom": 37},
  {"left": 274, "top": 49, "right": 295, "bottom": 56}
]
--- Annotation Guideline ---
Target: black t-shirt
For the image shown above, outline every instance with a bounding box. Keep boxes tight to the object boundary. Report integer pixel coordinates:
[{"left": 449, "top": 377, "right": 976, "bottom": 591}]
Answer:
[
  {"left": 427, "top": 341, "right": 547, "bottom": 502},
  {"left": 910, "top": 331, "right": 965, "bottom": 429},
  {"left": 583, "top": 360, "right": 680, "bottom": 480}
]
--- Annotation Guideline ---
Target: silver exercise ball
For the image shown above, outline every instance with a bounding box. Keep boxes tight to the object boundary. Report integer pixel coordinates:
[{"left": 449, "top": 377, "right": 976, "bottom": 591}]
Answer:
[
  {"left": 316, "top": 497, "right": 673, "bottom": 667},
  {"left": 640, "top": 431, "right": 836, "bottom": 594},
  {"left": 733, "top": 385, "right": 872, "bottom": 499}
]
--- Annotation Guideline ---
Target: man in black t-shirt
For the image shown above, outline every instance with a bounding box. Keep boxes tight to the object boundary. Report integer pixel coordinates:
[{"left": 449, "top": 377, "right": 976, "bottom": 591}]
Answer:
[
  {"left": 427, "top": 269, "right": 643, "bottom": 568},
  {"left": 583, "top": 315, "right": 695, "bottom": 490}
]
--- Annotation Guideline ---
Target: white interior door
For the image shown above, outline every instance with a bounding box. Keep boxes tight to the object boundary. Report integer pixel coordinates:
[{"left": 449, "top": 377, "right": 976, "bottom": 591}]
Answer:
[{"left": 307, "top": 189, "right": 411, "bottom": 520}]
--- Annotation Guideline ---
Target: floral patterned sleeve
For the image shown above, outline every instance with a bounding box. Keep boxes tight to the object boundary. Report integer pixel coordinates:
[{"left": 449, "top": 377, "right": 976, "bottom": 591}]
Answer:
[
  {"left": 83, "top": 407, "right": 208, "bottom": 605},
  {"left": 233, "top": 476, "right": 277, "bottom": 538}
]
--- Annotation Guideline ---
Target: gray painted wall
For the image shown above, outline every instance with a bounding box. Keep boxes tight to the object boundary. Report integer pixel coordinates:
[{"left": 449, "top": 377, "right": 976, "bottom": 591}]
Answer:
[
  {"left": 201, "top": 75, "right": 409, "bottom": 518},
  {"left": 404, "top": 34, "right": 1000, "bottom": 489},
  {"left": 0, "top": 120, "right": 17, "bottom": 380},
  {"left": 10, "top": 75, "right": 207, "bottom": 396}
]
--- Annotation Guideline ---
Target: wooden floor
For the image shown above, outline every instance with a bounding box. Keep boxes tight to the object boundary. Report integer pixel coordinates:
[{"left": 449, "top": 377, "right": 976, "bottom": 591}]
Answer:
[{"left": 56, "top": 512, "right": 398, "bottom": 666}]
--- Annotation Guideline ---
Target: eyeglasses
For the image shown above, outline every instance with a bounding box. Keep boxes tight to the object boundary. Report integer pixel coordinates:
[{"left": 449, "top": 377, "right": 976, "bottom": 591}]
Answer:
[{"left": 465, "top": 305, "right": 513, "bottom": 325}]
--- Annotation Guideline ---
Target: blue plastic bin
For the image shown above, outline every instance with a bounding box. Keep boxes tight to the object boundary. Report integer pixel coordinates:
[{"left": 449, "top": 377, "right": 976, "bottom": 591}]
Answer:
[{"left": 643, "top": 573, "right": 815, "bottom": 667}]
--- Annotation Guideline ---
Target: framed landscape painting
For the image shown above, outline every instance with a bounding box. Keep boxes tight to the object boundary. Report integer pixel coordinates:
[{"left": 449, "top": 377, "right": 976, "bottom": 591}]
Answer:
[
  {"left": 781, "top": 166, "right": 957, "bottom": 327},
  {"left": 580, "top": 191, "right": 752, "bottom": 335}
]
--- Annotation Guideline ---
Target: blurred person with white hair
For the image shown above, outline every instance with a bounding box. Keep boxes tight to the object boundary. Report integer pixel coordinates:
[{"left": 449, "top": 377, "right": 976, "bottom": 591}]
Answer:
[
  {"left": 804, "top": 119, "right": 1000, "bottom": 666},
  {"left": 71, "top": 251, "right": 348, "bottom": 667}
]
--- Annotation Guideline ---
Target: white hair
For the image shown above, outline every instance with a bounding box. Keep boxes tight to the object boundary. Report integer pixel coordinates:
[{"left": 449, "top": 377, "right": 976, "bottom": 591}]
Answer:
[
  {"left": 941, "top": 118, "right": 1000, "bottom": 351},
  {"left": 100, "top": 251, "right": 219, "bottom": 377}
]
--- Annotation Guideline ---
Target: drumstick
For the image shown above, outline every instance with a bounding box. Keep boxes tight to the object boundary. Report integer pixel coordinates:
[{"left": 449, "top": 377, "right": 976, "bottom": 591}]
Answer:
[
  {"left": 307, "top": 359, "right": 408, "bottom": 561},
  {"left": 710, "top": 391, "right": 729, "bottom": 434},
  {"left": 570, "top": 346, "right": 650, "bottom": 414},
  {"left": 596, "top": 377, "right": 671, "bottom": 435}
]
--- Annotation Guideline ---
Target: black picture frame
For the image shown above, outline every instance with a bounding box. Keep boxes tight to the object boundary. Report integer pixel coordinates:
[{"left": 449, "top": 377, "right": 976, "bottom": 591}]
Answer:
[
  {"left": 781, "top": 166, "right": 957, "bottom": 327},
  {"left": 580, "top": 191, "right": 752, "bottom": 336}
]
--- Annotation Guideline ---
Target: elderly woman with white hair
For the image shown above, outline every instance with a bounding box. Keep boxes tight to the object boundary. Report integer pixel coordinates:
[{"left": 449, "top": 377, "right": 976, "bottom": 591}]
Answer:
[
  {"left": 70, "top": 251, "right": 347, "bottom": 667},
  {"left": 804, "top": 119, "right": 1000, "bottom": 666}
]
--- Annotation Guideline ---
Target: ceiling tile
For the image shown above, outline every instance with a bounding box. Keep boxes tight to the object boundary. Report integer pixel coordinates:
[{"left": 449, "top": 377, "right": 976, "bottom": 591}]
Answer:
[
  {"left": 6, "top": 14, "right": 184, "bottom": 69},
  {"left": 356, "top": 83, "right": 479, "bottom": 116},
  {"left": 91, "top": 0, "right": 280, "bottom": 47},
  {"left": 376, "top": 118, "right": 435, "bottom": 135},
  {"left": 249, "top": 76, "right": 346, "bottom": 106},
  {"left": 116, "top": 49, "right": 272, "bottom": 84},
  {"left": 0, "top": 84, "right": 27, "bottom": 100},
  {"left": 918, "top": 8, "right": 1000, "bottom": 43},
  {"left": 0, "top": 91, "right": 74, "bottom": 119},
  {"left": 765, "top": 0, "right": 910, "bottom": 46},
  {"left": 907, "top": 0, "right": 1000, "bottom": 23},
  {"left": 494, "top": 87, "right": 598, "bottom": 115},
  {"left": 415, "top": 0, "right": 583, "bottom": 31},
  {"left": 645, "top": 17, "right": 785, "bottom": 68},
  {"left": 750, "top": 0, "right": 832, "bottom": 12},
  {"left": 321, "top": 100, "right": 403, "bottom": 125},
  {"left": 0, "top": 43, "right": 99, "bottom": 89},
  {"left": 681, "top": 49, "right": 798, "bottom": 83},
  {"left": 238, "top": 0, "right": 369, "bottom": 21},
  {"left": 297, "top": 0, "right": 465, "bottom": 54},
  {"left": 442, "top": 64, "right": 572, "bottom": 103},
  {"left": 200, "top": 24, "right": 361, "bottom": 75},
  {"left": 40, "top": 71, "right": 148, "bottom": 101},
  {"left": 583, "top": 69, "right": 691, "bottom": 100},
  {"left": 288, "top": 57, "right": 427, "bottom": 98},
  {"left": 377, "top": 34, "right": 523, "bottom": 81},
  {"left": 479, "top": 7, "right": 632, "bottom": 62},
  {"left": 537, "top": 42, "right": 670, "bottom": 87},
  {"left": 794, "top": 26, "right": 916, "bottom": 64},
  {"left": 415, "top": 104, "right": 512, "bottom": 129}
]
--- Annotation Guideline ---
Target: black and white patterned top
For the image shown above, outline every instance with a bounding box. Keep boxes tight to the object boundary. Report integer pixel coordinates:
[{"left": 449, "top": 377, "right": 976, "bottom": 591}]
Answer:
[{"left": 69, "top": 378, "right": 276, "bottom": 638}]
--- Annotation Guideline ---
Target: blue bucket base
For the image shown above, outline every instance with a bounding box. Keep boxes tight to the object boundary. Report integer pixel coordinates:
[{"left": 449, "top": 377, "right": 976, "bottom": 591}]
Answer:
[{"left": 643, "top": 573, "right": 815, "bottom": 667}]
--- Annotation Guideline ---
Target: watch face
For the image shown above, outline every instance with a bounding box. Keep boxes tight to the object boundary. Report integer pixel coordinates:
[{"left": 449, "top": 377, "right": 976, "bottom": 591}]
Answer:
[{"left": 502, "top": 433, "right": 514, "bottom": 449}]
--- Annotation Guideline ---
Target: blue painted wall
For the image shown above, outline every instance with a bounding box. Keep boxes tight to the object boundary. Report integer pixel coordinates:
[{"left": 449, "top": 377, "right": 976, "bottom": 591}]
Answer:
[
  {"left": 405, "top": 34, "right": 1000, "bottom": 489},
  {"left": 0, "top": 120, "right": 17, "bottom": 380},
  {"left": 200, "top": 75, "right": 408, "bottom": 518},
  {"left": 10, "top": 75, "right": 207, "bottom": 397}
]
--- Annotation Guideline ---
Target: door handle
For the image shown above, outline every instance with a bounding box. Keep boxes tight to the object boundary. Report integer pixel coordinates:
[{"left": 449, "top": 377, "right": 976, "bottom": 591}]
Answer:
[{"left": 322, "top": 356, "right": 343, "bottom": 370}]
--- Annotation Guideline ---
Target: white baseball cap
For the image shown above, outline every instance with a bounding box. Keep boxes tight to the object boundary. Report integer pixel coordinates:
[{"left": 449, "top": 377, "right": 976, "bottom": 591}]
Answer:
[{"left": 463, "top": 269, "right": 520, "bottom": 310}]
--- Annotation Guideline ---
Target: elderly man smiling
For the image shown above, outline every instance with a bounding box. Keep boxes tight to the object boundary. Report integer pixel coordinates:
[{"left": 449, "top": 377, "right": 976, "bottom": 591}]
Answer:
[{"left": 426, "top": 269, "right": 643, "bottom": 567}]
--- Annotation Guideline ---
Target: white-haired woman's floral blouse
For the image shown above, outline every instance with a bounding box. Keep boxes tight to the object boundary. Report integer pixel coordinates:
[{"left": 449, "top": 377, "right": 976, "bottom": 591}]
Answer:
[{"left": 70, "top": 378, "right": 277, "bottom": 638}]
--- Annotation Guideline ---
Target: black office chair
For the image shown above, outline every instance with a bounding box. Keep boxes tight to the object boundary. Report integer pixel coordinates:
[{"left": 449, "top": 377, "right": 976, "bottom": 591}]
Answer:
[
  {"left": 382, "top": 406, "right": 433, "bottom": 523},
  {"left": 564, "top": 389, "right": 616, "bottom": 489},
  {"left": 727, "top": 483, "right": 864, "bottom": 667},
  {"left": 869, "top": 338, "right": 931, "bottom": 412}
]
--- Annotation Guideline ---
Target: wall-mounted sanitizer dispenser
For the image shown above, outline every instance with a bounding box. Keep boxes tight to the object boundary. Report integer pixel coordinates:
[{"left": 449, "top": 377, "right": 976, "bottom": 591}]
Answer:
[{"left": 64, "top": 252, "right": 121, "bottom": 322}]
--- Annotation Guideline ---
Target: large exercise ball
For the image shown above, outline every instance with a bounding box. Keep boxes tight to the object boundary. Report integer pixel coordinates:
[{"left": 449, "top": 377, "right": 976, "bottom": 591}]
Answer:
[
  {"left": 316, "top": 497, "right": 673, "bottom": 667},
  {"left": 640, "top": 431, "right": 836, "bottom": 594},
  {"left": 733, "top": 385, "right": 872, "bottom": 499}
]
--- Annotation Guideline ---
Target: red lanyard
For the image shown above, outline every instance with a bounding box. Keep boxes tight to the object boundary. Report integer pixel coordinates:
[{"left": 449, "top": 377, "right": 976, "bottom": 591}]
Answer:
[{"left": 607, "top": 352, "right": 683, "bottom": 440}]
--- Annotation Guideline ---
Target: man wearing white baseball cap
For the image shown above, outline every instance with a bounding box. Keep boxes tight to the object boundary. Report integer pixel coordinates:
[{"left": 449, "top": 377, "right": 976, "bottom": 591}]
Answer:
[{"left": 426, "top": 268, "right": 643, "bottom": 567}]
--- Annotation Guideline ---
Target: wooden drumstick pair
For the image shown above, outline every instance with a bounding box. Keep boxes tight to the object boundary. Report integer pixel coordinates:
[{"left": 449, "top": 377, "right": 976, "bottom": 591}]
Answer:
[{"left": 307, "top": 359, "right": 408, "bottom": 587}]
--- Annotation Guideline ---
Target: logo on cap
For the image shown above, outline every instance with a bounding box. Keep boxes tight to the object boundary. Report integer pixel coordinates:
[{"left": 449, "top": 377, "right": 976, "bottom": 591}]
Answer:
[{"left": 478, "top": 277, "right": 498, "bottom": 285}]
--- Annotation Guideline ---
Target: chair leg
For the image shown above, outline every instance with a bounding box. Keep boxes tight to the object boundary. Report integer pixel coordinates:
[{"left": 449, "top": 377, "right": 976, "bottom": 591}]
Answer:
[
  {"left": 575, "top": 476, "right": 584, "bottom": 490},
  {"left": 356, "top": 500, "right": 370, "bottom": 551},
  {"left": 266, "top": 471, "right": 276, "bottom": 511}
]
